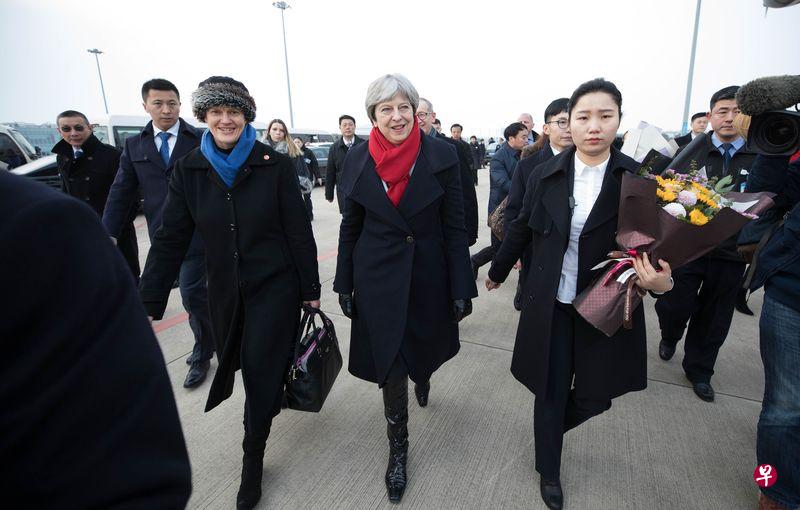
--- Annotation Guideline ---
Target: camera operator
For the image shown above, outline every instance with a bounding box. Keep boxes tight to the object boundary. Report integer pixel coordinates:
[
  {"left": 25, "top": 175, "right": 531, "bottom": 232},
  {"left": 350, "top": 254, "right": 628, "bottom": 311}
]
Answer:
[{"left": 736, "top": 74, "right": 800, "bottom": 510}]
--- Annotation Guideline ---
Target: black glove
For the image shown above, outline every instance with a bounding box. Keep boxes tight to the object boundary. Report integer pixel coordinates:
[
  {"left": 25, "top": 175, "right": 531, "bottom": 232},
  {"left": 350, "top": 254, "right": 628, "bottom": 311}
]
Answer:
[
  {"left": 452, "top": 298, "right": 472, "bottom": 323},
  {"left": 339, "top": 293, "right": 356, "bottom": 319}
]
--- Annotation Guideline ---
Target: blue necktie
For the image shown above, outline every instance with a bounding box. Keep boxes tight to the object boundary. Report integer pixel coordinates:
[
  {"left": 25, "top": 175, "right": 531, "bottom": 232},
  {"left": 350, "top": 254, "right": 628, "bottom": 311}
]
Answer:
[
  {"left": 158, "top": 132, "right": 171, "bottom": 165},
  {"left": 74, "top": 149, "right": 83, "bottom": 159},
  {"left": 721, "top": 142, "right": 733, "bottom": 174}
]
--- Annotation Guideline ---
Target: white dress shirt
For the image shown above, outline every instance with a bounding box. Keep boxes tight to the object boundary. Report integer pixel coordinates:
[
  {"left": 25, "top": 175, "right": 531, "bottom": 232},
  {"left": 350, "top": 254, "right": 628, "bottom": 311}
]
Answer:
[
  {"left": 556, "top": 153, "right": 610, "bottom": 304},
  {"left": 153, "top": 121, "right": 181, "bottom": 159}
]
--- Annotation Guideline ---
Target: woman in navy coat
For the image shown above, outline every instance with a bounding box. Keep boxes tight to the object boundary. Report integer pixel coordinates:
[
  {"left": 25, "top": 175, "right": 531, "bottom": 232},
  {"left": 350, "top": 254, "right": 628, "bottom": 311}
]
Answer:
[{"left": 333, "top": 73, "right": 477, "bottom": 503}]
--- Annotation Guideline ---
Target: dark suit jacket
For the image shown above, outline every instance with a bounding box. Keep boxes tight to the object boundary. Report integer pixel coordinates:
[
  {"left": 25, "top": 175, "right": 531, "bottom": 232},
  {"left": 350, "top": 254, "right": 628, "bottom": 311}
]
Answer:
[
  {"left": 326, "top": 135, "right": 365, "bottom": 212},
  {"left": 504, "top": 146, "right": 556, "bottom": 238},
  {"left": 673, "top": 132, "right": 693, "bottom": 148},
  {"left": 676, "top": 131, "right": 758, "bottom": 261},
  {"left": 0, "top": 171, "right": 190, "bottom": 509},
  {"left": 53, "top": 133, "right": 140, "bottom": 280},
  {"left": 489, "top": 143, "right": 520, "bottom": 214},
  {"left": 489, "top": 147, "right": 647, "bottom": 400},
  {"left": 103, "top": 119, "right": 202, "bottom": 244},
  {"left": 437, "top": 132, "right": 479, "bottom": 245},
  {"left": 334, "top": 133, "right": 477, "bottom": 385}
]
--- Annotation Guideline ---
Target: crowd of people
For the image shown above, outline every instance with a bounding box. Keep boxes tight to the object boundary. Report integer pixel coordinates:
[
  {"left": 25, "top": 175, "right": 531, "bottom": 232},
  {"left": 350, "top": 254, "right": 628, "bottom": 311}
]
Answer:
[{"left": 2, "top": 71, "right": 798, "bottom": 510}]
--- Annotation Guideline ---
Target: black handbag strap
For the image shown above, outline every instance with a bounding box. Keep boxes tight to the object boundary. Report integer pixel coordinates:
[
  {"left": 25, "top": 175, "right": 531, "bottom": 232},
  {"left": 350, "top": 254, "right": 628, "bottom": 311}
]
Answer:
[{"left": 742, "top": 202, "right": 798, "bottom": 292}]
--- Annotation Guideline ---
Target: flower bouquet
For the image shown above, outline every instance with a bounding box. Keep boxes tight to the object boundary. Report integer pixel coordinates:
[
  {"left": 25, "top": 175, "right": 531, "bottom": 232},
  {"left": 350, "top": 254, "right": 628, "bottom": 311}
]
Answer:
[{"left": 572, "top": 143, "right": 774, "bottom": 337}]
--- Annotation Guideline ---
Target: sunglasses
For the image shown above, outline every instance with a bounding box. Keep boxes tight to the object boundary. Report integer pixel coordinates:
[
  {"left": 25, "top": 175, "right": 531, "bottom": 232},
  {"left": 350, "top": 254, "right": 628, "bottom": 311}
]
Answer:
[{"left": 59, "top": 125, "right": 87, "bottom": 132}]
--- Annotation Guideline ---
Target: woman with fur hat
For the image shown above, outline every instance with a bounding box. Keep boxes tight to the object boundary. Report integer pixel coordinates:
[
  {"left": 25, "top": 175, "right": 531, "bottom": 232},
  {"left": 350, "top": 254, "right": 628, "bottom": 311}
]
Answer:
[{"left": 139, "top": 76, "right": 321, "bottom": 510}]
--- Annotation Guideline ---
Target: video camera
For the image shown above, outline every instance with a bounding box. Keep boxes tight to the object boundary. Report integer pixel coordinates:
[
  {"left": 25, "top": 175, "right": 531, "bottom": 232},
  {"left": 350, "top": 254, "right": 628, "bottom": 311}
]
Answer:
[{"left": 736, "top": 75, "right": 800, "bottom": 155}]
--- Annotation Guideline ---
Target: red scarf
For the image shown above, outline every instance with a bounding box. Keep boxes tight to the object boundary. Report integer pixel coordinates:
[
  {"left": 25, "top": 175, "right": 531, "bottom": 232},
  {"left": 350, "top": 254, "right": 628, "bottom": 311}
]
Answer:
[{"left": 368, "top": 118, "right": 421, "bottom": 207}]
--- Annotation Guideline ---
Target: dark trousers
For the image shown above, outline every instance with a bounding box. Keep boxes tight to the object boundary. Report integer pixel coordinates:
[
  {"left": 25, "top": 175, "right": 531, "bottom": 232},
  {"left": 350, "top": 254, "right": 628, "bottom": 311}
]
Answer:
[
  {"left": 180, "top": 252, "right": 215, "bottom": 364},
  {"left": 655, "top": 257, "right": 745, "bottom": 384},
  {"left": 534, "top": 303, "right": 612, "bottom": 479},
  {"left": 471, "top": 233, "right": 501, "bottom": 269},
  {"left": 117, "top": 222, "right": 140, "bottom": 285},
  {"left": 303, "top": 193, "right": 313, "bottom": 220}
]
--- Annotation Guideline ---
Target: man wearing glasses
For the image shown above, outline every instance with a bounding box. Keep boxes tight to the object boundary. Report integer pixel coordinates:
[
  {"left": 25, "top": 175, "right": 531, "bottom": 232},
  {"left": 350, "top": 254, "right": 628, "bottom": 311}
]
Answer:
[
  {"left": 503, "top": 99, "right": 573, "bottom": 310},
  {"left": 52, "top": 110, "right": 140, "bottom": 282},
  {"left": 417, "top": 98, "right": 478, "bottom": 247}
]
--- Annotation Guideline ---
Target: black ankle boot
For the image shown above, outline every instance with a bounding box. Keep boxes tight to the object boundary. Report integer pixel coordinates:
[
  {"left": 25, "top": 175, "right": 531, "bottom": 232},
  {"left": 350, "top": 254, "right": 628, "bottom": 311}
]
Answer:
[
  {"left": 383, "top": 375, "right": 409, "bottom": 503},
  {"left": 237, "top": 433, "right": 267, "bottom": 509},
  {"left": 414, "top": 380, "right": 430, "bottom": 407}
]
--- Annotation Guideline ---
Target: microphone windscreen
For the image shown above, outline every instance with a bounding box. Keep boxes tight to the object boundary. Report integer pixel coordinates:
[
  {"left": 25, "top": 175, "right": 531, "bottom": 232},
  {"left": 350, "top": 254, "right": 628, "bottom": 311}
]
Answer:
[{"left": 736, "top": 75, "right": 800, "bottom": 116}]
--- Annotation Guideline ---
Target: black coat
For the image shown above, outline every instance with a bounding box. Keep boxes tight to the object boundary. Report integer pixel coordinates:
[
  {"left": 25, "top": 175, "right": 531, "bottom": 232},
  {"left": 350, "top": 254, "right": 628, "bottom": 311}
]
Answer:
[
  {"left": 326, "top": 135, "right": 365, "bottom": 211},
  {"left": 301, "top": 146, "right": 320, "bottom": 180},
  {"left": 103, "top": 119, "right": 202, "bottom": 247},
  {"left": 334, "top": 133, "right": 478, "bottom": 385},
  {"left": 504, "top": 146, "right": 555, "bottom": 238},
  {"left": 489, "top": 142, "right": 521, "bottom": 214},
  {"left": 53, "top": 134, "right": 140, "bottom": 279},
  {"left": 673, "top": 132, "right": 692, "bottom": 148},
  {"left": 139, "top": 142, "right": 321, "bottom": 412},
  {"left": 489, "top": 147, "right": 647, "bottom": 400},
  {"left": 437, "top": 132, "right": 479, "bottom": 245},
  {"left": 0, "top": 172, "right": 190, "bottom": 509},
  {"left": 469, "top": 141, "right": 482, "bottom": 170},
  {"left": 677, "top": 132, "right": 758, "bottom": 261}
]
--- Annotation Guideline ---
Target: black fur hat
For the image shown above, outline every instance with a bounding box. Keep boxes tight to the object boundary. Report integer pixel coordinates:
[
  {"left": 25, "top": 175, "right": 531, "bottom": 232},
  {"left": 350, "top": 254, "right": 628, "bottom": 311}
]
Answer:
[{"left": 192, "top": 76, "right": 256, "bottom": 123}]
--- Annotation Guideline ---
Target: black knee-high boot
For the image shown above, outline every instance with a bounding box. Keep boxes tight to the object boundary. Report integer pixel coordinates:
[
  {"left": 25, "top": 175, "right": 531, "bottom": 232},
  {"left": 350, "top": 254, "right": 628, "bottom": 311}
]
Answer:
[
  {"left": 382, "top": 375, "right": 409, "bottom": 503},
  {"left": 237, "top": 409, "right": 270, "bottom": 510}
]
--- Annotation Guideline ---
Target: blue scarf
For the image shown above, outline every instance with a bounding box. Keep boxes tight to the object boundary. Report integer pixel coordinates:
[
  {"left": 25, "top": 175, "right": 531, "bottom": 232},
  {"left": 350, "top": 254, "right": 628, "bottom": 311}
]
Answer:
[{"left": 200, "top": 124, "right": 257, "bottom": 188}]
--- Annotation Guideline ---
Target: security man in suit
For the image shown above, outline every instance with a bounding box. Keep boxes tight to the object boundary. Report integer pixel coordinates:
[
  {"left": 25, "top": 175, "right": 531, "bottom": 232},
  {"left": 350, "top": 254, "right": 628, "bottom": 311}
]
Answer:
[
  {"left": 103, "top": 79, "right": 214, "bottom": 389},
  {"left": 673, "top": 112, "right": 708, "bottom": 148},
  {"left": 52, "top": 110, "right": 140, "bottom": 281},
  {"left": 326, "top": 114, "right": 365, "bottom": 214}
]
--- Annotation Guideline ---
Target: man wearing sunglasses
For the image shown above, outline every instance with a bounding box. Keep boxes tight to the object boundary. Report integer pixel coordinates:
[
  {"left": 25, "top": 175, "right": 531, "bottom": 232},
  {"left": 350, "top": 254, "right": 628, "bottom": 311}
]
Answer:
[{"left": 52, "top": 110, "right": 140, "bottom": 282}]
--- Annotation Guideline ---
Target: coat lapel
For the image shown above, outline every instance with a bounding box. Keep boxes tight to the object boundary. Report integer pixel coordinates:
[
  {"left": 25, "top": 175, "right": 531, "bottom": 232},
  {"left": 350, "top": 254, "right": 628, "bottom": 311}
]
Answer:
[
  {"left": 538, "top": 151, "right": 572, "bottom": 238},
  {"left": 349, "top": 156, "right": 410, "bottom": 233},
  {"left": 581, "top": 166, "right": 621, "bottom": 235},
  {"left": 170, "top": 120, "right": 200, "bottom": 167},
  {"left": 141, "top": 124, "right": 166, "bottom": 171},
  {"left": 397, "top": 149, "right": 444, "bottom": 220}
]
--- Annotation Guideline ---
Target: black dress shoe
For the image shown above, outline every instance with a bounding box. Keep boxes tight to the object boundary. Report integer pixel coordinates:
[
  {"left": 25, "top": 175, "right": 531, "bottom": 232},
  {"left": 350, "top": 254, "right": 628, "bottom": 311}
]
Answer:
[
  {"left": 692, "top": 381, "right": 715, "bottom": 402},
  {"left": 735, "top": 289, "right": 755, "bottom": 316},
  {"left": 539, "top": 477, "right": 563, "bottom": 509},
  {"left": 183, "top": 360, "right": 210, "bottom": 388},
  {"left": 414, "top": 381, "right": 430, "bottom": 407},
  {"left": 658, "top": 339, "right": 677, "bottom": 361}
]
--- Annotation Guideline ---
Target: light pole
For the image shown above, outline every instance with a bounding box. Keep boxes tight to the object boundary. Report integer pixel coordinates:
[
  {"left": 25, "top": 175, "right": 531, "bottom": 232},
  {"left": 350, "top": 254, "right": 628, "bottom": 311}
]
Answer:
[
  {"left": 273, "top": 1, "right": 295, "bottom": 128},
  {"left": 680, "top": 0, "right": 702, "bottom": 135},
  {"left": 87, "top": 48, "right": 109, "bottom": 114}
]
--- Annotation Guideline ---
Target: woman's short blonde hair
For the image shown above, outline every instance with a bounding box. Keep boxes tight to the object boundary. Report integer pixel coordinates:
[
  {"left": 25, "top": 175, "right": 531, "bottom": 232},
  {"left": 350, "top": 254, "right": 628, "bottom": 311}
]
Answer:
[{"left": 365, "top": 73, "right": 419, "bottom": 122}]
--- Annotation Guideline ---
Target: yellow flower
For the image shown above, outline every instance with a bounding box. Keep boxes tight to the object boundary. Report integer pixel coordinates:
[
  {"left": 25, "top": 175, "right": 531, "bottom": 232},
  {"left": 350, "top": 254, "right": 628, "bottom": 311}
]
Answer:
[
  {"left": 689, "top": 209, "right": 709, "bottom": 226},
  {"left": 696, "top": 194, "right": 719, "bottom": 209},
  {"left": 657, "top": 188, "right": 677, "bottom": 202}
]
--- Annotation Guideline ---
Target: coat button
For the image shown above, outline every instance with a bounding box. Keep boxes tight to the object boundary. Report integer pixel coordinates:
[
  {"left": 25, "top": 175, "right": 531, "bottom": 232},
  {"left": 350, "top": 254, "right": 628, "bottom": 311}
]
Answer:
[
  {"left": 239, "top": 280, "right": 247, "bottom": 288},
  {"left": 230, "top": 224, "right": 236, "bottom": 231},
  {"left": 84, "top": 176, "right": 90, "bottom": 181},
  {"left": 406, "top": 235, "right": 414, "bottom": 244},
  {"left": 226, "top": 193, "right": 231, "bottom": 200},
  {"left": 233, "top": 251, "right": 239, "bottom": 259},
  {"left": 538, "top": 265, "right": 543, "bottom": 271}
]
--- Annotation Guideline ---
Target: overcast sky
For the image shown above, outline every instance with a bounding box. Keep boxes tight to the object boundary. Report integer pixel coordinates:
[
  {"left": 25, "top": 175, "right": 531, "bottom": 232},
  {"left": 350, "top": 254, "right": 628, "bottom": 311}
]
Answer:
[{"left": 1, "top": 0, "right": 798, "bottom": 137}]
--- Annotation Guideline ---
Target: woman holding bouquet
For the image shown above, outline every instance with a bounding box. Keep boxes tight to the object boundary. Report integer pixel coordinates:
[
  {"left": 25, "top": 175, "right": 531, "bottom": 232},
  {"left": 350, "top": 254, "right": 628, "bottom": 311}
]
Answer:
[{"left": 486, "top": 78, "right": 673, "bottom": 510}]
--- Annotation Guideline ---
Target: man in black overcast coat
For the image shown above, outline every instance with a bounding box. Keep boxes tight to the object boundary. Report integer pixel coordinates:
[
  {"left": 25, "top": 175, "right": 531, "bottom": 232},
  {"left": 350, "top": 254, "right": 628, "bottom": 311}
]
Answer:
[
  {"left": 0, "top": 171, "right": 191, "bottom": 509},
  {"left": 52, "top": 110, "right": 140, "bottom": 282},
  {"left": 326, "top": 114, "right": 365, "bottom": 213}
]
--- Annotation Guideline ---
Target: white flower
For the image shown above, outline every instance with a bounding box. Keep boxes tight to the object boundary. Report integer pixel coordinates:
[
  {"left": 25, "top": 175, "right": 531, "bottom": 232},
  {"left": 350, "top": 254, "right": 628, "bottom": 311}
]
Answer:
[
  {"left": 677, "top": 190, "right": 697, "bottom": 207},
  {"left": 663, "top": 202, "right": 687, "bottom": 218}
]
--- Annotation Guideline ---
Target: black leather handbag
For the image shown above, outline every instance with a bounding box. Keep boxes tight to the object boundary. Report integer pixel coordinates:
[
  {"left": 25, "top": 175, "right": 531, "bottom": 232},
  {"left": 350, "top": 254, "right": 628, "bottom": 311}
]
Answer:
[{"left": 284, "top": 305, "right": 342, "bottom": 412}]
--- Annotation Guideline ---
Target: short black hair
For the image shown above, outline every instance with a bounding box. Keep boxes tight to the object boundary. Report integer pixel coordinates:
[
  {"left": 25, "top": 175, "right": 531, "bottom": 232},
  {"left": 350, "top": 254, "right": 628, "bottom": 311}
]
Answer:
[
  {"left": 451, "top": 123, "right": 463, "bottom": 130},
  {"left": 544, "top": 98, "right": 570, "bottom": 122},
  {"left": 339, "top": 114, "right": 355, "bottom": 125},
  {"left": 690, "top": 112, "right": 708, "bottom": 122},
  {"left": 433, "top": 119, "right": 442, "bottom": 126},
  {"left": 141, "top": 78, "right": 180, "bottom": 101},
  {"left": 470, "top": 135, "right": 477, "bottom": 141},
  {"left": 568, "top": 78, "right": 622, "bottom": 118},
  {"left": 56, "top": 110, "right": 89, "bottom": 124},
  {"left": 504, "top": 122, "right": 527, "bottom": 140},
  {"left": 709, "top": 86, "right": 739, "bottom": 111}
]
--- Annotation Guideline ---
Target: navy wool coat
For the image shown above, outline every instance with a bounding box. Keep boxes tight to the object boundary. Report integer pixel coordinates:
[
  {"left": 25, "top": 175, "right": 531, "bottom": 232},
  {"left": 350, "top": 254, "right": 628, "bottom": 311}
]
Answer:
[
  {"left": 489, "top": 147, "right": 647, "bottom": 401},
  {"left": 334, "top": 133, "right": 478, "bottom": 385},
  {"left": 1, "top": 172, "right": 190, "bottom": 508},
  {"left": 139, "top": 142, "right": 321, "bottom": 412}
]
